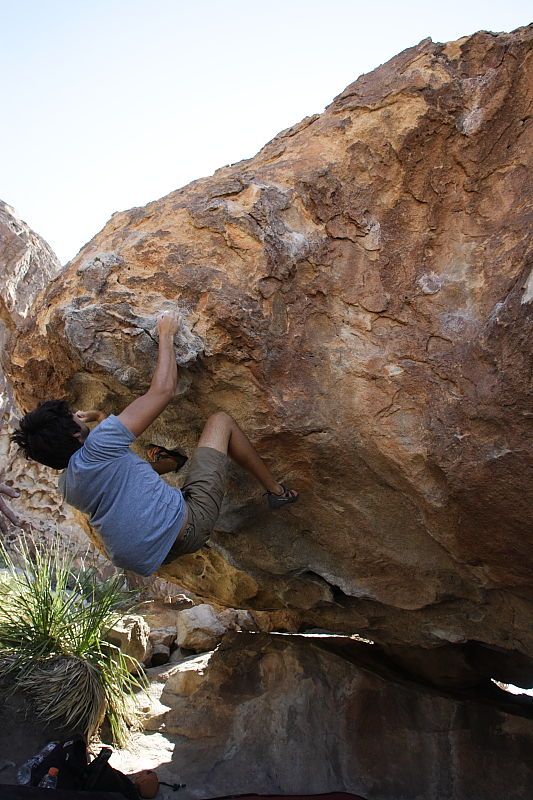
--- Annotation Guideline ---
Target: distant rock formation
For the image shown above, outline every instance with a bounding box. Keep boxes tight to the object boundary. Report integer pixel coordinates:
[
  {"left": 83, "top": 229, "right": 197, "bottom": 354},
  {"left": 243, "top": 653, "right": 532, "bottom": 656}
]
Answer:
[
  {"left": 1, "top": 198, "right": 62, "bottom": 425},
  {"left": 0, "top": 201, "right": 102, "bottom": 564},
  {"left": 2, "top": 26, "right": 533, "bottom": 698},
  {"left": 0, "top": 199, "right": 61, "bottom": 327}
]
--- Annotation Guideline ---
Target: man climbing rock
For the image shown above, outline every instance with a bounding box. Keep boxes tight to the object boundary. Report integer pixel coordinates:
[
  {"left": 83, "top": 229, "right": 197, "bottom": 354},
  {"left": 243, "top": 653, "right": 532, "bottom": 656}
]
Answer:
[{"left": 11, "top": 310, "right": 298, "bottom": 576}]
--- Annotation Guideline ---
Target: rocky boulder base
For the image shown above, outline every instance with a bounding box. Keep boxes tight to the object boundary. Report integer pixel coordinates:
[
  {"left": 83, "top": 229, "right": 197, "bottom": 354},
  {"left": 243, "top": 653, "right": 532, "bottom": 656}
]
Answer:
[
  {"left": 107, "top": 601, "right": 263, "bottom": 668},
  {"left": 114, "top": 633, "right": 533, "bottom": 800}
]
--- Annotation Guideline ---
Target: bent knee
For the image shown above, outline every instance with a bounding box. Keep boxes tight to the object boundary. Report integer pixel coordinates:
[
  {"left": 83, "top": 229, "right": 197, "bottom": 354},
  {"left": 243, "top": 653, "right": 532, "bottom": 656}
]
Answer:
[
  {"left": 207, "top": 411, "right": 234, "bottom": 427},
  {"left": 198, "top": 411, "right": 234, "bottom": 452}
]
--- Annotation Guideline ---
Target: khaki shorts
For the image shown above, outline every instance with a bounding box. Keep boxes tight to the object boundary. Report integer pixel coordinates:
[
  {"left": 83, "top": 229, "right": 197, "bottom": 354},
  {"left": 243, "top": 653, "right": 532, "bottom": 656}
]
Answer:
[{"left": 162, "top": 446, "right": 228, "bottom": 561}]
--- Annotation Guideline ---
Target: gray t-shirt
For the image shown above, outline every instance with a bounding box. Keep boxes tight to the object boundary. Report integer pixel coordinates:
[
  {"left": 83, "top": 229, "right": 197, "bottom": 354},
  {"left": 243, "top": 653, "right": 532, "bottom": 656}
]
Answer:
[{"left": 58, "top": 415, "right": 186, "bottom": 576}]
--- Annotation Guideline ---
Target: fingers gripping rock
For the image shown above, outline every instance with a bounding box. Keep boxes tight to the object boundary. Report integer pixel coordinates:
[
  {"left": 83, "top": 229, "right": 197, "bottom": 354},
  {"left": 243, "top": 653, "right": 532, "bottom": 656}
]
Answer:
[{"left": 63, "top": 300, "right": 204, "bottom": 386}]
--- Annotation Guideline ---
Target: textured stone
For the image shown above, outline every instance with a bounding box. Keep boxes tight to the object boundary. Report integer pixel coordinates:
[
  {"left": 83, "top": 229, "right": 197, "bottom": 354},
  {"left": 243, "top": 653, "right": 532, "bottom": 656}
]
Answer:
[
  {"left": 176, "top": 604, "right": 227, "bottom": 652},
  {"left": 0, "top": 202, "right": 105, "bottom": 568},
  {"left": 106, "top": 614, "right": 152, "bottom": 668},
  {"left": 148, "top": 627, "right": 177, "bottom": 649},
  {"left": 0, "top": 199, "right": 61, "bottom": 328},
  {"left": 150, "top": 643, "right": 171, "bottom": 666},
  {"left": 128, "top": 633, "right": 533, "bottom": 800},
  {"left": 3, "top": 28, "right": 533, "bottom": 687},
  {"left": 218, "top": 607, "right": 256, "bottom": 632},
  {"left": 162, "top": 652, "right": 212, "bottom": 699},
  {"left": 121, "top": 575, "right": 196, "bottom": 608}
]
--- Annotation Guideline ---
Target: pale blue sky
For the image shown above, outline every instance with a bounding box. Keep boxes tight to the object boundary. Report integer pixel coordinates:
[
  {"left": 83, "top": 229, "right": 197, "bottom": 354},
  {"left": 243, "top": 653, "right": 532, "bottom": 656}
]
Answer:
[{"left": 1, "top": 0, "right": 530, "bottom": 263}]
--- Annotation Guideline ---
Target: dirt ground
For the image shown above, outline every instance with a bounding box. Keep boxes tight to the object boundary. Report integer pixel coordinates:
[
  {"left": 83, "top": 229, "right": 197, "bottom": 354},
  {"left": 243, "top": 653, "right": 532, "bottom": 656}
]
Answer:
[{"left": 0, "top": 694, "right": 57, "bottom": 785}]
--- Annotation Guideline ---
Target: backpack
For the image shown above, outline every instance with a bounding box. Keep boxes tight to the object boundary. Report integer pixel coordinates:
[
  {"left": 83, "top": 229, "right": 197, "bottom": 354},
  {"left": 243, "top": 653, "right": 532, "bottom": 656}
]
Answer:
[{"left": 18, "top": 736, "right": 140, "bottom": 799}]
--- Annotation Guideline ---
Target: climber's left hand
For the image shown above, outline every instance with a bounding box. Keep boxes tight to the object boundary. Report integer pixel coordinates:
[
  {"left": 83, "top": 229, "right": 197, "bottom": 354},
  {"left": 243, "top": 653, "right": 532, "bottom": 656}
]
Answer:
[{"left": 76, "top": 409, "right": 106, "bottom": 424}]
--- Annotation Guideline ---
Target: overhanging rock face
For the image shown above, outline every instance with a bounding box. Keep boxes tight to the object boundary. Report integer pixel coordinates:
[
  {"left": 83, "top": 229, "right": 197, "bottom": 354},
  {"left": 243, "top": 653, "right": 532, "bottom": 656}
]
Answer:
[{"left": 5, "top": 28, "right": 533, "bottom": 680}]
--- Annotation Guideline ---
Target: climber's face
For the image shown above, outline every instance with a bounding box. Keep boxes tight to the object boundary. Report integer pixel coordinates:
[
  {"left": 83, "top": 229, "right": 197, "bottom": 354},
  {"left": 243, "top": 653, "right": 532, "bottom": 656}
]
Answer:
[{"left": 71, "top": 411, "right": 90, "bottom": 442}]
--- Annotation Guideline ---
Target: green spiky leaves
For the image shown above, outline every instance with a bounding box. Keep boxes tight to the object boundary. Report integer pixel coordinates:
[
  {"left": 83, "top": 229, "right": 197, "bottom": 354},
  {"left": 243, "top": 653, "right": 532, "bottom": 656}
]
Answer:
[{"left": 0, "top": 535, "right": 147, "bottom": 745}]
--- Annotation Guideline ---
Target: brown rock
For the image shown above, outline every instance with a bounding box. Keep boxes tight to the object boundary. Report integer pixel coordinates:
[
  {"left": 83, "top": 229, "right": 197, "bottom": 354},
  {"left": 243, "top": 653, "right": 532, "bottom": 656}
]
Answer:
[
  {"left": 106, "top": 614, "right": 152, "bottom": 668},
  {"left": 176, "top": 603, "right": 227, "bottom": 652},
  {"left": 3, "top": 28, "right": 533, "bottom": 683},
  {"left": 140, "top": 599, "right": 190, "bottom": 630},
  {"left": 148, "top": 627, "right": 177, "bottom": 649},
  {"left": 150, "top": 643, "right": 171, "bottom": 666},
  {"left": 218, "top": 607, "right": 255, "bottom": 631},
  {"left": 143, "top": 632, "right": 533, "bottom": 799},
  {"left": 162, "top": 652, "right": 213, "bottom": 698}
]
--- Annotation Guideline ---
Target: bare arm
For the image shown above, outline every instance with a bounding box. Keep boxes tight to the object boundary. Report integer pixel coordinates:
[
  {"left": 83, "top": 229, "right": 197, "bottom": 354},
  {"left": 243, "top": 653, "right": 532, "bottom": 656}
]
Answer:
[
  {"left": 118, "top": 311, "right": 179, "bottom": 438},
  {"left": 0, "top": 480, "right": 24, "bottom": 534}
]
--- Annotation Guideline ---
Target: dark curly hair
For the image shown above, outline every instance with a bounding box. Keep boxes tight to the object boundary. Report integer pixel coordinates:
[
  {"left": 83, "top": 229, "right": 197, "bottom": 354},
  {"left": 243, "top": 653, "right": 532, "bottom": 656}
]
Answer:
[{"left": 11, "top": 400, "right": 83, "bottom": 470}]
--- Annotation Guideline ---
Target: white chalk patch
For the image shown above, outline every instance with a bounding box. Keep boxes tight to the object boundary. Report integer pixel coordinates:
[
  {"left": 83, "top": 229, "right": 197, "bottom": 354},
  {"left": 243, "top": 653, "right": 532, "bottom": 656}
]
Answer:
[
  {"left": 362, "top": 219, "right": 381, "bottom": 251},
  {"left": 461, "top": 107, "right": 484, "bottom": 136},
  {"left": 417, "top": 272, "right": 442, "bottom": 295},
  {"left": 386, "top": 364, "right": 404, "bottom": 376},
  {"left": 283, "top": 229, "right": 310, "bottom": 259},
  {"left": 521, "top": 268, "right": 533, "bottom": 304},
  {"left": 488, "top": 446, "right": 511, "bottom": 461}
]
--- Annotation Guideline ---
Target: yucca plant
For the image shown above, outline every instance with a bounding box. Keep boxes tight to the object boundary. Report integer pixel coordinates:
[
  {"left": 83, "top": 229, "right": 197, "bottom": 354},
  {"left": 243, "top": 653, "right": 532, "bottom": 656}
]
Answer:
[{"left": 0, "top": 535, "right": 147, "bottom": 745}]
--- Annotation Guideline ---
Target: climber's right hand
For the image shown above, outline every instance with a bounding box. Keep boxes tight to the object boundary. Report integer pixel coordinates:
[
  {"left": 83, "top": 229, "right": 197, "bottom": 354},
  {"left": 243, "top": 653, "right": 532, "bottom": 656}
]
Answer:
[
  {"left": 156, "top": 310, "right": 179, "bottom": 337},
  {"left": 119, "top": 311, "right": 179, "bottom": 438}
]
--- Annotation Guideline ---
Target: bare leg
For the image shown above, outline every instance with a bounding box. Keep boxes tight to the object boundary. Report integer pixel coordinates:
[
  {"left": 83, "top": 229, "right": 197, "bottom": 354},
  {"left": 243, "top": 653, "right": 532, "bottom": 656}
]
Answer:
[{"left": 197, "top": 412, "right": 297, "bottom": 498}]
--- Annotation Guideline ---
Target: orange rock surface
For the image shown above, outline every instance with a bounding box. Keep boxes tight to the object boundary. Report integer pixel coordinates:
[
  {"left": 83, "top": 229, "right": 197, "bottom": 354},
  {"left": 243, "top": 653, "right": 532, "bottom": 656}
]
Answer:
[{"left": 4, "top": 27, "right": 533, "bottom": 683}]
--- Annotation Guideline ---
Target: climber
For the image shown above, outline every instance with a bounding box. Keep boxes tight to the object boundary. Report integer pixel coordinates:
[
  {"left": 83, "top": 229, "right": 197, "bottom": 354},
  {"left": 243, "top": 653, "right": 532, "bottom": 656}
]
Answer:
[{"left": 10, "top": 310, "right": 298, "bottom": 576}]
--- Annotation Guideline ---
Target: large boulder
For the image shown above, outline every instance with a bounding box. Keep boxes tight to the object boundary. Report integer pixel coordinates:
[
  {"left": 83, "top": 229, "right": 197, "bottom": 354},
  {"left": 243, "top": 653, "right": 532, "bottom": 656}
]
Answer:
[
  {"left": 3, "top": 28, "right": 533, "bottom": 684},
  {"left": 118, "top": 632, "right": 533, "bottom": 800},
  {"left": 176, "top": 604, "right": 229, "bottom": 652}
]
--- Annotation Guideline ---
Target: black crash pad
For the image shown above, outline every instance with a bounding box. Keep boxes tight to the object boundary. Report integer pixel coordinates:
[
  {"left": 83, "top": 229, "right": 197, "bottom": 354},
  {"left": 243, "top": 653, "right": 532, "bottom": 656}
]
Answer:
[{"left": 0, "top": 786, "right": 128, "bottom": 799}]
